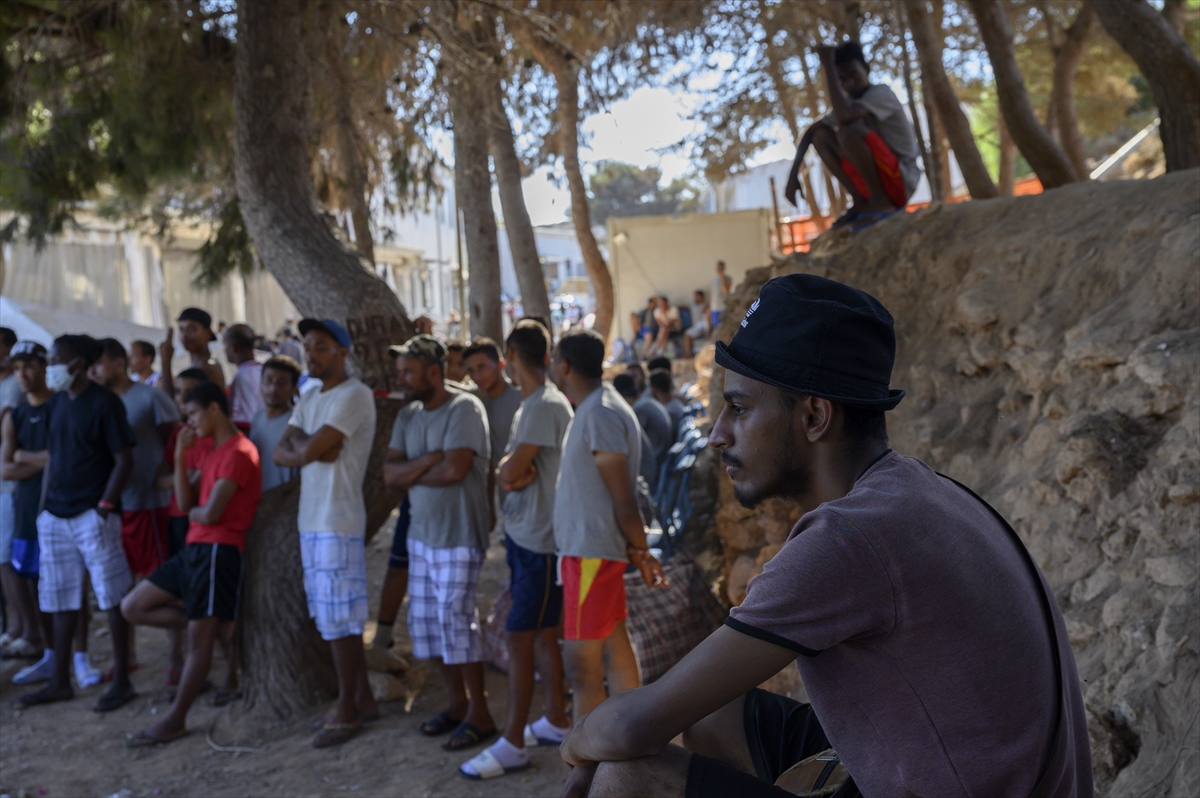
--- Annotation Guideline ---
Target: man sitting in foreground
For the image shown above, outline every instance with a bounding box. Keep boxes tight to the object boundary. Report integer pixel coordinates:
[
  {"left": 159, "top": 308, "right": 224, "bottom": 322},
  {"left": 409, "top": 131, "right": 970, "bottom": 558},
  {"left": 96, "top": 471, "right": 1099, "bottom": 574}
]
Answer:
[{"left": 557, "top": 274, "right": 1092, "bottom": 797}]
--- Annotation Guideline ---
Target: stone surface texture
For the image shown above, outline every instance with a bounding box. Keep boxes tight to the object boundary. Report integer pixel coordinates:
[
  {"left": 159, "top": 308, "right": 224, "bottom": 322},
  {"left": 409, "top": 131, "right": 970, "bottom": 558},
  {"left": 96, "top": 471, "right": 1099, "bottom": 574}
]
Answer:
[{"left": 701, "top": 170, "right": 1200, "bottom": 796}]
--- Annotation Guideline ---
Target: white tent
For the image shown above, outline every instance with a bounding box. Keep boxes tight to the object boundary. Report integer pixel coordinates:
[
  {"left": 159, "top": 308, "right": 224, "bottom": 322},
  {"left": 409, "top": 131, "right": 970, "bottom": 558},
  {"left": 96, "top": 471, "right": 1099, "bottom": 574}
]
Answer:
[{"left": 1, "top": 296, "right": 167, "bottom": 351}]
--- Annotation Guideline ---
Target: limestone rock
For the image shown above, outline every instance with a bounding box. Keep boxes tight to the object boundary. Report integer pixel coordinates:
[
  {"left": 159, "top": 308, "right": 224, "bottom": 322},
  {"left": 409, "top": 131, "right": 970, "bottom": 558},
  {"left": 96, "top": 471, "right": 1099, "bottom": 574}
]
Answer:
[{"left": 699, "top": 170, "right": 1200, "bottom": 796}]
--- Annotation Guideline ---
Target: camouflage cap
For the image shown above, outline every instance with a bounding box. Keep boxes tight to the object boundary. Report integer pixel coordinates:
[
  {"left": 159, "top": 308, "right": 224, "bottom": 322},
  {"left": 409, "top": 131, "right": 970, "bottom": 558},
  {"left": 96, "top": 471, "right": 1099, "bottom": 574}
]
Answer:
[{"left": 388, "top": 334, "right": 446, "bottom": 365}]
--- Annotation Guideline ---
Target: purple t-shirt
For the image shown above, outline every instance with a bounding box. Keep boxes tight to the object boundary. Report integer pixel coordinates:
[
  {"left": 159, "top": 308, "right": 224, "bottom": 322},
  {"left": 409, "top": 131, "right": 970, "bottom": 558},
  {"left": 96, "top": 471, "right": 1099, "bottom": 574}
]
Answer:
[{"left": 728, "top": 452, "right": 1092, "bottom": 797}]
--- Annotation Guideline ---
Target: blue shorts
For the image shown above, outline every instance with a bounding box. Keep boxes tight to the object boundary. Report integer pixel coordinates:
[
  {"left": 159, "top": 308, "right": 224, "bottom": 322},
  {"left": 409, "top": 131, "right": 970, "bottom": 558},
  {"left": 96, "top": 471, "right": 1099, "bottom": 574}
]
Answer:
[
  {"left": 10, "top": 537, "right": 39, "bottom": 577},
  {"left": 388, "top": 497, "right": 411, "bottom": 569},
  {"left": 505, "top": 535, "right": 562, "bottom": 632}
]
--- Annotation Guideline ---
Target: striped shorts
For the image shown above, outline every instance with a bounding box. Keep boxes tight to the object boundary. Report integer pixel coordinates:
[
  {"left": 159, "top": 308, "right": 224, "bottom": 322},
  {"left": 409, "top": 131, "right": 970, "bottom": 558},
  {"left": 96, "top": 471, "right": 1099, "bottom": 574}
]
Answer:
[
  {"left": 300, "top": 531, "right": 369, "bottom": 641},
  {"left": 407, "top": 538, "right": 485, "bottom": 665},
  {"left": 37, "top": 509, "right": 133, "bottom": 613}
]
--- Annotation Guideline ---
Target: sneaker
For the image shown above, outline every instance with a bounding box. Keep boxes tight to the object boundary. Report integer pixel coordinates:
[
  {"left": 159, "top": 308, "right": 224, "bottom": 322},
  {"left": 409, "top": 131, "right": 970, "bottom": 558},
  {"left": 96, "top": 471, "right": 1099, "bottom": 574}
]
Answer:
[
  {"left": 13, "top": 650, "right": 55, "bottom": 685},
  {"left": 74, "top": 652, "right": 101, "bottom": 688}
]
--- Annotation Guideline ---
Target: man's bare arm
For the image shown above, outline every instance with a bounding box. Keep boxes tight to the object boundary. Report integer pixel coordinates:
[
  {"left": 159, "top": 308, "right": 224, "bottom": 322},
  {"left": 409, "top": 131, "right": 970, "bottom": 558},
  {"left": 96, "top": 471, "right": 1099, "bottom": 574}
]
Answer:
[
  {"left": 188, "top": 478, "right": 238, "bottom": 525},
  {"left": 275, "top": 424, "right": 344, "bottom": 468},
  {"left": 594, "top": 450, "right": 667, "bottom": 588},
  {"left": 818, "top": 46, "right": 871, "bottom": 125},
  {"left": 383, "top": 447, "right": 442, "bottom": 489},
  {"left": 1, "top": 413, "right": 41, "bottom": 481},
  {"left": 498, "top": 443, "right": 540, "bottom": 489},
  {"left": 416, "top": 448, "right": 476, "bottom": 487},
  {"left": 560, "top": 625, "right": 798, "bottom": 767},
  {"left": 101, "top": 447, "right": 133, "bottom": 511}
]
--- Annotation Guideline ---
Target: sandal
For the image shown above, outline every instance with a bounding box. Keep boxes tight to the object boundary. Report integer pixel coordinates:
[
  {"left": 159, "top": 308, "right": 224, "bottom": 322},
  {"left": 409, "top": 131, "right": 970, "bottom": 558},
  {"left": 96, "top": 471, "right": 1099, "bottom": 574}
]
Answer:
[
  {"left": 442, "top": 721, "right": 496, "bottom": 752},
  {"left": 459, "top": 747, "right": 531, "bottom": 780},
  {"left": 100, "top": 663, "right": 140, "bottom": 683},
  {"left": 849, "top": 208, "right": 902, "bottom": 232},
  {"left": 166, "top": 680, "right": 213, "bottom": 703},
  {"left": 13, "top": 686, "right": 74, "bottom": 709},
  {"left": 419, "top": 710, "right": 461, "bottom": 737},
  {"left": 1, "top": 638, "right": 41, "bottom": 659},
  {"left": 310, "top": 709, "right": 381, "bottom": 731},
  {"left": 93, "top": 686, "right": 139, "bottom": 713},
  {"left": 830, "top": 210, "right": 862, "bottom": 229},
  {"left": 211, "top": 687, "right": 243, "bottom": 708},
  {"left": 126, "top": 728, "right": 188, "bottom": 748},
  {"left": 310, "top": 722, "right": 361, "bottom": 749}
]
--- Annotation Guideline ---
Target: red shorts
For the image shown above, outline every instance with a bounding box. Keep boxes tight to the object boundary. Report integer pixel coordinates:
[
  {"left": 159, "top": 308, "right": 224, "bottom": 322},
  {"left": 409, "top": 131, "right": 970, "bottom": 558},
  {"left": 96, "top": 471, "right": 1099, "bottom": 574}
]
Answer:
[
  {"left": 841, "top": 130, "right": 908, "bottom": 207},
  {"left": 121, "top": 508, "right": 170, "bottom": 577},
  {"left": 560, "top": 556, "right": 627, "bottom": 641}
]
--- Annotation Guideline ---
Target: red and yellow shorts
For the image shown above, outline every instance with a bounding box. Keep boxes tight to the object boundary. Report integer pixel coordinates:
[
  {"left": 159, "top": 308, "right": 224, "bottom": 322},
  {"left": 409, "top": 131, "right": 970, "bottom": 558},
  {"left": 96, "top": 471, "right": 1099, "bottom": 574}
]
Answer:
[
  {"left": 840, "top": 130, "right": 908, "bottom": 208},
  {"left": 560, "top": 556, "right": 627, "bottom": 641}
]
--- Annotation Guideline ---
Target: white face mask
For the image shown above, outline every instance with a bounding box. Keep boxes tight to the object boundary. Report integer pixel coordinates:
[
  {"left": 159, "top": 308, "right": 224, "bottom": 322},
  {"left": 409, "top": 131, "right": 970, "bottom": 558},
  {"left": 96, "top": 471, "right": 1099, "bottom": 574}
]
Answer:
[{"left": 45, "top": 363, "right": 76, "bottom": 391}]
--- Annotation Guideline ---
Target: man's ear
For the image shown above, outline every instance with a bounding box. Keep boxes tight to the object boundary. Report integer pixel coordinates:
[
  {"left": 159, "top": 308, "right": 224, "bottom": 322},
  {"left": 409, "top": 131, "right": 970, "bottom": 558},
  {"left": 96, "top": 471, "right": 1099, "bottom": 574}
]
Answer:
[{"left": 803, "top": 396, "right": 836, "bottom": 443}]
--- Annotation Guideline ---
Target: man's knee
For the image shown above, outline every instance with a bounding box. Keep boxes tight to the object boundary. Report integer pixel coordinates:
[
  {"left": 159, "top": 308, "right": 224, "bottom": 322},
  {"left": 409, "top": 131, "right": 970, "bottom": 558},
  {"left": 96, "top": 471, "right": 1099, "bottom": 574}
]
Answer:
[
  {"left": 590, "top": 747, "right": 691, "bottom": 798},
  {"left": 836, "top": 117, "right": 871, "bottom": 143}
]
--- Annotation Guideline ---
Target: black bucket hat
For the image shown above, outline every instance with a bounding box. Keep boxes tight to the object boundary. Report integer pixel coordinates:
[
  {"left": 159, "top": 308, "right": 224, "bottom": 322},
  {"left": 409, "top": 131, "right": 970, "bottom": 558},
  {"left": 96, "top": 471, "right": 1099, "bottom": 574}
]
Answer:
[{"left": 715, "top": 273, "right": 904, "bottom": 410}]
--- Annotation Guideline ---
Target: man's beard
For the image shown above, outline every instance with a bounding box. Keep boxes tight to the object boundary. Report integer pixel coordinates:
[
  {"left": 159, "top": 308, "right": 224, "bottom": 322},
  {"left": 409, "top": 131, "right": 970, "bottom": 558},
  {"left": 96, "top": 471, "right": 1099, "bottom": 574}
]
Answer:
[{"left": 727, "top": 443, "right": 810, "bottom": 509}]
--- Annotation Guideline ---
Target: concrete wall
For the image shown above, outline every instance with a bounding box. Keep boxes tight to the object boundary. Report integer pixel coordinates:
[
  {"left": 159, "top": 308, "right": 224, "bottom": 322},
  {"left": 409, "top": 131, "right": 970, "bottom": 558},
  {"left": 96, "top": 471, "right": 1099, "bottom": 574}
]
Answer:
[{"left": 607, "top": 209, "right": 772, "bottom": 342}]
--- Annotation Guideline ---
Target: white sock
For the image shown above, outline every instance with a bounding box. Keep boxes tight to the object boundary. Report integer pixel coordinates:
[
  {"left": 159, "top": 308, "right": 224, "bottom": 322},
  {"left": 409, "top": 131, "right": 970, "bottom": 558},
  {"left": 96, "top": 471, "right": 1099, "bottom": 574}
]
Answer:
[
  {"left": 373, "top": 622, "right": 394, "bottom": 649},
  {"left": 531, "top": 715, "right": 571, "bottom": 742},
  {"left": 13, "top": 650, "right": 54, "bottom": 685},
  {"left": 74, "top": 652, "right": 100, "bottom": 687}
]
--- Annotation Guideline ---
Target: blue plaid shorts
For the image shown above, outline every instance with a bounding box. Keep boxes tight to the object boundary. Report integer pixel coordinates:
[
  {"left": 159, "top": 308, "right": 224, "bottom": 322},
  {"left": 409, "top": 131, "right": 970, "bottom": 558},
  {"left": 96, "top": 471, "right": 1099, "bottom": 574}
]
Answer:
[
  {"left": 300, "top": 531, "right": 368, "bottom": 641},
  {"left": 407, "top": 538, "right": 485, "bottom": 665}
]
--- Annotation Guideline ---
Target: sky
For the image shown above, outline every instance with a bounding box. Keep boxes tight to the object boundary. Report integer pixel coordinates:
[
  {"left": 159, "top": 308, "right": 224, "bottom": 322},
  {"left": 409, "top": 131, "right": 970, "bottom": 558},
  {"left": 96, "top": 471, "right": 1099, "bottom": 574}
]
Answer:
[{"left": 497, "top": 85, "right": 798, "bottom": 227}]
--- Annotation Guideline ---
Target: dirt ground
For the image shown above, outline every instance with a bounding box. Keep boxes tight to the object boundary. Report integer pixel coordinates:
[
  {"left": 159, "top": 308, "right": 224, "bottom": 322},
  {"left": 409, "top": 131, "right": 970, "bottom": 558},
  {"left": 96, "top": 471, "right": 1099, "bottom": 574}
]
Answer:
[{"left": 0, "top": 515, "right": 570, "bottom": 798}]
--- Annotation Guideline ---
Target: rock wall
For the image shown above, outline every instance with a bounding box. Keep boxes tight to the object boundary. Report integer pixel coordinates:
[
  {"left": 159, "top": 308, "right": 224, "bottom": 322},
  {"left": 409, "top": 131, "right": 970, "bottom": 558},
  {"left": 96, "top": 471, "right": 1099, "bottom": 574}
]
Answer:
[{"left": 705, "top": 170, "right": 1200, "bottom": 796}]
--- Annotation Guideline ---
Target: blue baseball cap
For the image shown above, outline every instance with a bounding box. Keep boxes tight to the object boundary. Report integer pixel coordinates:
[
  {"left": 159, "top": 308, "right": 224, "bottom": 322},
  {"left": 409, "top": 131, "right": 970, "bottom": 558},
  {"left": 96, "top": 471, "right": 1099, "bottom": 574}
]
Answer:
[{"left": 298, "top": 318, "right": 352, "bottom": 349}]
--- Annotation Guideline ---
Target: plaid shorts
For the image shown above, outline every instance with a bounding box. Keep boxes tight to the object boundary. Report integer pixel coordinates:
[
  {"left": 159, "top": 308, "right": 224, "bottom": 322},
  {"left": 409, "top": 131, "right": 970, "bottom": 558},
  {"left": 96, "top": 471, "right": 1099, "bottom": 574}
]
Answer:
[
  {"left": 37, "top": 509, "right": 133, "bottom": 613},
  {"left": 300, "top": 531, "right": 369, "bottom": 641},
  {"left": 407, "top": 538, "right": 485, "bottom": 665}
]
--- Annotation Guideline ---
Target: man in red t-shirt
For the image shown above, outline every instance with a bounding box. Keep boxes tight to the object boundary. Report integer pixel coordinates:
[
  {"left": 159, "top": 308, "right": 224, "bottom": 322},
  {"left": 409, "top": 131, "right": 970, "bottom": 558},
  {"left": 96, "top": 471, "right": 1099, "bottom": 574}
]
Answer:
[{"left": 121, "top": 381, "right": 261, "bottom": 746}]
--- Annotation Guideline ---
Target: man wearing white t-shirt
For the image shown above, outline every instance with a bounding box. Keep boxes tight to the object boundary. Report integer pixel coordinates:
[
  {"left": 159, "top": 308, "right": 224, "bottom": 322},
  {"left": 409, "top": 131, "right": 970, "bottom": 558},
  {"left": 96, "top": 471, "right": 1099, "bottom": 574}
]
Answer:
[{"left": 274, "top": 318, "right": 379, "bottom": 749}]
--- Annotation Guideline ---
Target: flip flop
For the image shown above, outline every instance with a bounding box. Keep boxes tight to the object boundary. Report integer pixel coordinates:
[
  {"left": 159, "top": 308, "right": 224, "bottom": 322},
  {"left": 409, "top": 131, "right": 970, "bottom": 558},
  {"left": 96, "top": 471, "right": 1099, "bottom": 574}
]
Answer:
[
  {"left": 93, "top": 687, "right": 139, "bottom": 713},
  {"left": 13, "top": 687, "right": 74, "bottom": 709},
  {"left": 524, "top": 723, "right": 566, "bottom": 747},
  {"left": 458, "top": 748, "right": 532, "bottom": 780},
  {"left": 126, "top": 728, "right": 188, "bottom": 748},
  {"left": 419, "top": 710, "right": 461, "bottom": 737},
  {"left": 310, "top": 722, "right": 362, "bottom": 749},
  {"left": 442, "top": 721, "right": 497, "bottom": 752},
  {"left": 309, "top": 709, "right": 380, "bottom": 731},
  {"left": 849, "top": 209, "right": 902, "bottom": 232},
  {"left": 166, "top": 680, "right": 213, "bottom": 703},
  {"left": 211, "top": 687, "right": 243, "bottom": 708},
  {"left": 100, "top": 663, "right": 140, "bottom": 683},
  {"left": 1, "top": 638, "right": 41, "bottom": 659}
]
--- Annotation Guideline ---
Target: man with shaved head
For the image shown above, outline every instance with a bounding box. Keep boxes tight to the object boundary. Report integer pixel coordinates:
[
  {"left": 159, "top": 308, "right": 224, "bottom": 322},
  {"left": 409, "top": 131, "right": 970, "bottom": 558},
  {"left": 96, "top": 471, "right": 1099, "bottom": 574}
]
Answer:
[{"left": 224, "top": 324, "right": 264, "bottom": 432}]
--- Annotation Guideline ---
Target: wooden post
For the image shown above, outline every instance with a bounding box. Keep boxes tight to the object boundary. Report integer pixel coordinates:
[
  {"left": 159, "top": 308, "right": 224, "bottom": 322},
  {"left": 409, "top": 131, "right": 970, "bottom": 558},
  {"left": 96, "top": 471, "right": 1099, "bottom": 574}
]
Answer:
[{"left": 769, "top": 176, "right": 787, "bottom": 254}]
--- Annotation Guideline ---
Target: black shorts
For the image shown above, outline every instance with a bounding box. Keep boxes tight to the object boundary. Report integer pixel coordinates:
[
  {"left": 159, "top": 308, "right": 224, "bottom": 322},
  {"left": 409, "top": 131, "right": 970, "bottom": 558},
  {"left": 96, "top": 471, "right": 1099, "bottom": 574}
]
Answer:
[
  {"left": 388, "top": 497, "right": 411, "bottom": 570},
  {"left": 167, "top": 515, "right": 190, "bottom": 559},
  {"left": 685, "top": 689, "right": 859, "bottom": 798},
  {"left": 148, "top": 543, "right": 244, "bottom": 621},
  {"left": 505, "top": 535, "right": 562, "bottom": 632}
]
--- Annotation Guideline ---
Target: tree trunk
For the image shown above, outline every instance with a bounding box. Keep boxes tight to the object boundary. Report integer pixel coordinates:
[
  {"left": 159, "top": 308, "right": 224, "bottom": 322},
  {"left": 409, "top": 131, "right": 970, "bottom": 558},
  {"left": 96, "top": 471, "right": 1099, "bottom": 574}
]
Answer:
[
  {"left": 923, "top": 85, "right": 946, "bottom": 201},
  {"left": 967, "top": 0, "right": 1079, "bottom": 188},
  {"left": 325, "top": 18, "right": 376, "bottom": 266},
  {"left": 906, "top": 0, "right": 998, "bottom": 198},
  {"left": 447, "top": 70, "right": 504, "bottom": 342},
  {"left": 839, "top": 0, "right": 863, "bottom": 41},
  {"left": 1092, "top": 0, "right": 1200, "bottom": 172},
  {"left": 516, "top": 28, "right": 615, "bottom": 342},
  {"left": 899, "top": 8, "right": 937, "bottom": 203},
  {"left": 1051, "top": 3, "right": 1095, "bottom": 181},
  {"left": 998, "top": 112, "right": 1016, "bottom": 195},
  {"left": 488, "top": 87, "right": 552, "bottom": 325},
  {"left": 232, "top": 0, "right": 408, "bottom": 722},
  {"left": 1162, "top": 0, "right": 1186, "bottom": 35}
]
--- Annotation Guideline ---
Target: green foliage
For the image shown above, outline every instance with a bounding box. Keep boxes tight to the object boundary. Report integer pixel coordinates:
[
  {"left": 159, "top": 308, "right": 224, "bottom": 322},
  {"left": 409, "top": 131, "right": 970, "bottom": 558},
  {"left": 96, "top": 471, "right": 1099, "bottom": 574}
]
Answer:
[
  {"left": 587, "top": 160, "right": 699, "bottom": 225},
  {"left": 193, "top": 195, "right": 254, "bottom": 289}
]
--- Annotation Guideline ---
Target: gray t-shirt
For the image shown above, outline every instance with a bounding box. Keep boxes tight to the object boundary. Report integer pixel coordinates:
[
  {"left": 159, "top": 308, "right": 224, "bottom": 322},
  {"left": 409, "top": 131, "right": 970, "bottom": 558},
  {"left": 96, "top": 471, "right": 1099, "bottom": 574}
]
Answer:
[
  {"left": 822, "top": 84, "right": 921, "bottom": 198},
  {"left": 249, "top": 407, "right": 299, "bottom": 491},
  {"left": 501, "top": 384, "right": 573, "bottom": 554},
  {"left": 663, "top": 397, "right": 686, "bottom": 434},
  {"left": 633, "top": 395, "right": 673, "bottom": 469},
  {"left": 636, "top": 425, "right": 658, "bottom": 491},
  {"left": 552, "top": 384, "right": 641, "bottom": 562},
  {"left": 477, "top": 382, "right": 523, "bottom": 468},
  {"left": 729, "top": 452, "right": 1091, "bottom": 797},
  {"left": 389, "top": 389, "right": 491, "bottom": 550},
  {"left": 0, "top": 373, "right": 20, "bottom": 493},
  {"left": 120, "top": 381, "right": 180, "bottom": 510}
]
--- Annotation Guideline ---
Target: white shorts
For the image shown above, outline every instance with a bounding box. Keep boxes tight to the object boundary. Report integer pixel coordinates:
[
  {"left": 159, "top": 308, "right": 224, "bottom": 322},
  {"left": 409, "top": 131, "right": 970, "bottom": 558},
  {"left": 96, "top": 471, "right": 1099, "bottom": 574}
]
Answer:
[
  {"left": 300, "top": 531, "right": 368, "bottom": 641},
  {"left": 685, "top": 321, "right": 709, "bottom": 339},
  {"left": 407, "top": 538, "right": 485, "bottom": 665},
  {"left": 37, "top": 509, "right": 133, "bottom": 612}
]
